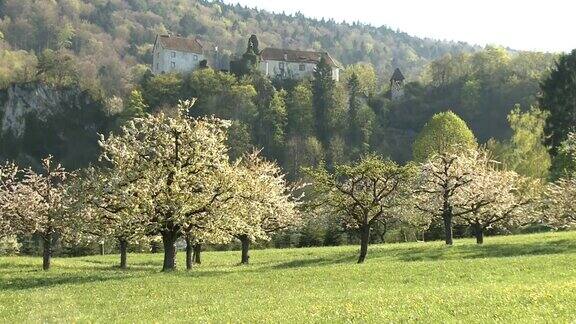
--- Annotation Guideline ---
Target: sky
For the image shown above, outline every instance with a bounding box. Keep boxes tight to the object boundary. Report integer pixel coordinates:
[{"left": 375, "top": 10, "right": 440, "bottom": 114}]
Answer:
[{"left": 222, "top": 0, "right": 576, "bottom": 53}]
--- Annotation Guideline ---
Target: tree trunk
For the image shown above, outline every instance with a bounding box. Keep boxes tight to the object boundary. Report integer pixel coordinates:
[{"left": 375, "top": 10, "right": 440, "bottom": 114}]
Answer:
[
  {"left": 119, "top": 239, "right": 128, "bottom": 269},
  {"left": 443, "top": 213, "right": 454, "bottom": 246},
  {"left": 99, "top": 241, "right": 105, "bottom": 255},
  {"left": 239, "top": 235, "right": 250, "bottom": 265},
  {"left": 185, "top": 236, "right": 193, "bottom": 270},
  {"left": 193, "top": 244, "right": 201, "bottom": 264},
  {"left": 473, "top": 223, "right": 484, "bottom": 245},
  {"left": 357, "top": 225, "right": 370, "bottom": 264},
  {"left": 161, "top": 231, "right": 178, "bottom": 271},
  {"left": 151, "top": 240, "right": 160, "bottom": 254},
  {"left": 379, "top": 232, "right": 386, "bottom": 244},
  {"left": 42, "top": 233, "right": 52, "bottom": 271}
]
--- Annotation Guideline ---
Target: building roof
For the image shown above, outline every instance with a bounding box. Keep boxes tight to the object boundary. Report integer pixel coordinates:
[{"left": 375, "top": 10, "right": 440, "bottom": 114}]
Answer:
[
  {"left": 390, "top": 68, "right": 405, "bottom": 82},
  {"left": 155, "top": 35, "right": 203, "bottom": 54},
  {"left": 260, "top": 48, "right": 341, "bottom": 68}
]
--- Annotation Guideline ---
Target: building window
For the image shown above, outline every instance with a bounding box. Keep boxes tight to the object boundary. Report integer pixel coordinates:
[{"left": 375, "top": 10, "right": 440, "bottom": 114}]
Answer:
[
  {"left": 171, "top": 62, "right": 176, "bottom": 69},
  {"left": 193, "top": 55, "right": 198, "bottom": 61},
  {"left": 171, "top": 51, "right": 176, "bottom": 58},
  {"left": 299, "top": 64, "right": 305, "bottom": 71}
]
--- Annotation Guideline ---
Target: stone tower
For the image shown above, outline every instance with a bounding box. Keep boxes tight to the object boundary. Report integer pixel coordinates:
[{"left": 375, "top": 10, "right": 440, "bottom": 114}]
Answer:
[{"left": 390, "top": 68, "right": 405, "bottom": 101}]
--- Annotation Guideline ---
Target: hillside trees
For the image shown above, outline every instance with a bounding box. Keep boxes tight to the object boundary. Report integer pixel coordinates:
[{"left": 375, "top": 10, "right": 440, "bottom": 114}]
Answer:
[
  {"left": 540, "top": 49, "right": 576, "bottom": 154},
  {"left": 118, "top": 89, "right": 149, "bottom": 125},
  {"left": 306, "top": 155, "right": 415, "bottom": 263},
  {"left": 347, "top": 73, "right": 365, "bottom": 156},
  {"left": 488, "top": 106, "right": 551, "bottom": 180},
  {"left": 283, "top": 81, "right": 325, "bottom": 177},
  {"left": 0, "top": 0, "right": 477, "bottom": 99},
  {"left": 254, "top": 86, "right": 288, "bottom": 160},
  {"left": 188, "top": 68, "right": 257, "bottom": 120},
  {"left": 0, "top": 48, "right": 38, "bottom": 88},
  {"left": 286, "top": 82, "right": 314, "bottom": 139},
  {"left": 141, "top": 73, "right": 185, "bottom": 109},
  {"left": 341, "top": 63, "right": 378, "bottom": 96},
  {"left": 36, "top": 49, "right": 79, "bottom": 87},
  {"left": 230, "top": 34, "right": 260, "bottom": 78},
  {"left": 312, "top": 56, "right": 337, "bottom": 147}
]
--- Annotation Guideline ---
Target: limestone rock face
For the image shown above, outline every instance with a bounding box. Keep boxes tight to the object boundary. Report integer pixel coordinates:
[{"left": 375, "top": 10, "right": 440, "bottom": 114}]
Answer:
[
  {"left": 0, "top": 82, "right": 110, "bottom": 168},
  {"left": 0, "top": 82, "right": 98, "bottom": 138}
]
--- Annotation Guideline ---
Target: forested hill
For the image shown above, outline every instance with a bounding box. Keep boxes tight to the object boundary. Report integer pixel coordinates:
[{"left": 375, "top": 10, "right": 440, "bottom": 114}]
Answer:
[
  {"left": 0, "top": 0, "right": 478, "bottom": 97},
  {"left": 0, "top": 0, "right": 560, "bottom": 177}
]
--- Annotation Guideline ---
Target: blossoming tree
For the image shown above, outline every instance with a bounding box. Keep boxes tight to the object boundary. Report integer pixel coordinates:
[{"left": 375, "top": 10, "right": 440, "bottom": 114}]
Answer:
[
  {"left": 0, "top": 162, "right": 19, "bottom": 239},
  {"left": 71, "top": 166, "right": 148, "bottom": 269},
  {"left": 415, "top": 150, "right": 477, "bottom": 245},
  {"left": 1, "top": 157, "right": 71, "bottom": 270},
  {"left": 226, "top": 151, "right": 303, "bottom": 264},
  {"left": 99, "top": 100, "right": 235, "bottom": 271},
  {"left": 306, "top": 155, "right": 415, "bottom": 263},
  {"left": 453, "top": 154, "right": 539, "bottom": 244}
]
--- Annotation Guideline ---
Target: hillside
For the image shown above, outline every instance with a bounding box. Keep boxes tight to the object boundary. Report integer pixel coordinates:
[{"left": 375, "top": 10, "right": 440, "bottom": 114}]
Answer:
[
  {"left": 0, "top": 0, "right": 478, "bottom": 97},
  {"left": 1, "top": 231, "right": 575, "bottom": 322},
  {"left": 0, "top": 0, "right": 559, "bottom": 177}
]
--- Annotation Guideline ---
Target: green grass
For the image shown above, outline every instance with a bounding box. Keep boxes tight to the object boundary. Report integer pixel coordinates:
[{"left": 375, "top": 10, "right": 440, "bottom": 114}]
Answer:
[{"left": 1, "top": 232, "right": 576, "bottom": 323}]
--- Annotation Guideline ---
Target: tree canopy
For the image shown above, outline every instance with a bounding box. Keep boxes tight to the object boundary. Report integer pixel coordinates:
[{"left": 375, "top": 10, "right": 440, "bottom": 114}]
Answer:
[{"left": 412, "top": 111, "right": 477, "bottom": 162}]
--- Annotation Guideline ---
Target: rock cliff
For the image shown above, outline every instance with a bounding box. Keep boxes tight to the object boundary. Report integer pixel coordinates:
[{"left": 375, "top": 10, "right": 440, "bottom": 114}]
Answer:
[{"left": 0, "top": 82, "right": 112, "bottom": 169}]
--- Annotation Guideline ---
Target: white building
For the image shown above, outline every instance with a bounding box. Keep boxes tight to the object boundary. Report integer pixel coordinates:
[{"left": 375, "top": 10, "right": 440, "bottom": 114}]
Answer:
[
  {"left": 152, "top": 35, "right": 206, "bottom": 75},
  {"left": 259, "top": 48, "right": 341, "bottom": 81}
]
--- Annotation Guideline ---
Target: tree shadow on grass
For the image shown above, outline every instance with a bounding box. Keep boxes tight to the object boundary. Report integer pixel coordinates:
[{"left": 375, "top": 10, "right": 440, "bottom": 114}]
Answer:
[
  {"left": 170, "top": 269, "right": 244, "bottom": 279},
  {"left": 270, "top": 254, "right": 357, "bottom": 270},
  {"left": 78, "top": 258, "right": 161, "bottom": 270},
  {"left": 0, "top": 272, "right": 142, "bottom": 291},
  {"left": 389, "top": 238, "right": 576, "bottom": 262},
  {"left": 0, "top": 262, "right": 38, "bottom": 271},
  {"left": 267, "top": 237, "right": 576, "bottom": 268}
]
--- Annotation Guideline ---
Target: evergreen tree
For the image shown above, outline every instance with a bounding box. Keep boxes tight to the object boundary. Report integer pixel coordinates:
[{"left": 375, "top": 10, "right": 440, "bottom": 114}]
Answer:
[
  {"left": 179, "top": 12, "right": 196, "bottom": 36},
  {"left": 347, "top": 73, "right": 363, "bottom": 157},
  {"left": 312, "top": 56, "right": 336, "bottom": 147},
  {"left": 540, "top": 49, "right": 576, "bottom": 154},
  {"left": 286, "top": 82, "right": 314, "bottom": 139},
  {"left": 230, "top": 35, "right": 260, "bottom": 78},
  {"left": 256, "top": 90, "right": 287, "bottom": 160}
]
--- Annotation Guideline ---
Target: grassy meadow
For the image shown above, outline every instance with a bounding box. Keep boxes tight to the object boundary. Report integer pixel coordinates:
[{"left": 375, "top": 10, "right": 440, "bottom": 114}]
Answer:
[{"left": 1, "top": 231, "right": 576, "bottom": 323}]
